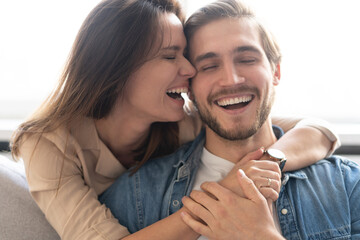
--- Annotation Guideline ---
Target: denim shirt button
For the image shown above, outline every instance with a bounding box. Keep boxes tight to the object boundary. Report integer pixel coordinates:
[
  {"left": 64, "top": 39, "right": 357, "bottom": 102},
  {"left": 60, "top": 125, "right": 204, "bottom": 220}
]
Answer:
[
  {"left": 281, "top": 208, "right": 288, "bottom": 215},
  {"left": 172, "top": 200, "right": 180, "bottom": 207}
]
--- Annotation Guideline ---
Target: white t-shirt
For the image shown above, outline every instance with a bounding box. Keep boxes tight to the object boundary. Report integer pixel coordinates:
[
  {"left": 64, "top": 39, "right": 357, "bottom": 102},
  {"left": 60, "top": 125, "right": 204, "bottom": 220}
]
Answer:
[{"left": 192, "top": 148, "right": 281, "bottom": 240}]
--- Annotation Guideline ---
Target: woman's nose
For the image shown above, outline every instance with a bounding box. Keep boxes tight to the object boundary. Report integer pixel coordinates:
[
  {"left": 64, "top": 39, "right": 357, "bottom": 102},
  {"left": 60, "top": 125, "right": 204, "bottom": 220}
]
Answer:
[{"left": 180, "top": 58, "right": 196, "bottom": 78}]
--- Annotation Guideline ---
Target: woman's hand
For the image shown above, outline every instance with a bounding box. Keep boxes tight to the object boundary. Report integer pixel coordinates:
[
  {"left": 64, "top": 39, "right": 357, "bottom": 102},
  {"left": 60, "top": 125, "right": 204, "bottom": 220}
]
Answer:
[
  {"left": 219, "top": 148, "right": 281, "bottom": 202},
  {"left": 180, "top": 170, "right": 284, "bottom": 240}
]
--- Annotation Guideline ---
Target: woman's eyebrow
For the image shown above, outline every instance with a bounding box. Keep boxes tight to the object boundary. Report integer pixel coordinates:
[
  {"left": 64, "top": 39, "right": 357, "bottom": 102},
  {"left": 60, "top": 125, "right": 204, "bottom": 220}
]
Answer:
[{"left": 162, "top": 46, "right": 181, "bottom": 51}]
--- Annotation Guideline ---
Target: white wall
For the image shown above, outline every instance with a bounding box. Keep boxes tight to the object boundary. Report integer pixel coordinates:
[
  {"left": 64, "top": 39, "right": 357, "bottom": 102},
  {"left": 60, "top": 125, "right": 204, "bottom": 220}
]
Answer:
[{"left": 1, "top": 0, "right": 359, "bottom": 142}]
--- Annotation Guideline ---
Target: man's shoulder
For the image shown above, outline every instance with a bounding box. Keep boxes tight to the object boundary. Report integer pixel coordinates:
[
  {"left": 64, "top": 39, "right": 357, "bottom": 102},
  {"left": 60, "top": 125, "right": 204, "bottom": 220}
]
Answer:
[
  {"left": 281, "top": 155, "right": 360, "bottom": 239},
  {"left": 313, "top": 155, "right": 359, "bottom": 169},
  {"left": 287, "top": 155, "right": 360, "bottom": 184}
]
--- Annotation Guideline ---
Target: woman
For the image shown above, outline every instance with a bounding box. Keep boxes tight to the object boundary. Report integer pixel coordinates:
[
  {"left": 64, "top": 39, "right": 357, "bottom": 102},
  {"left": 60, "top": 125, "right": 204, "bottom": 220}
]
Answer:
[{"left": 11, "top": 0, "right": 338, "bottom": 239}]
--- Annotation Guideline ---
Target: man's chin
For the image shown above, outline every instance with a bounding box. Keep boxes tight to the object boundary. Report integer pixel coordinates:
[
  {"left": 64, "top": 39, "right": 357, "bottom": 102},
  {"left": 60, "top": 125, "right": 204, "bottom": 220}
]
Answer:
[{"left": 208, "top": 125, "right": 258, "bottom": 141}]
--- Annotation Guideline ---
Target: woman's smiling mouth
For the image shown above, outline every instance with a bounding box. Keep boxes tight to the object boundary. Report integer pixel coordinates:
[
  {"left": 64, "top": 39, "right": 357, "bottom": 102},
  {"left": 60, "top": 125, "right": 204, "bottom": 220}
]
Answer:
[{"left": 166, "top": 87, "right": 188, "bottom": 100}]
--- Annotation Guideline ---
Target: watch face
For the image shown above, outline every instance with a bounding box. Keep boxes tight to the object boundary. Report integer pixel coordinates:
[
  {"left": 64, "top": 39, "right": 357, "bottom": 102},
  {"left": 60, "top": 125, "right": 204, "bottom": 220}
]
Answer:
[{"left": 267, "top": 149, "right": 285, "bottom": 160}]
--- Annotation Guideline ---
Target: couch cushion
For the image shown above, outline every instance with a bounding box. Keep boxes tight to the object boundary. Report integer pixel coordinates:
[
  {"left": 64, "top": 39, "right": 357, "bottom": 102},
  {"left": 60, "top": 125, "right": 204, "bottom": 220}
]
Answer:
[{"left": 0, "top": 155, "right": 60, "bottom": 239}]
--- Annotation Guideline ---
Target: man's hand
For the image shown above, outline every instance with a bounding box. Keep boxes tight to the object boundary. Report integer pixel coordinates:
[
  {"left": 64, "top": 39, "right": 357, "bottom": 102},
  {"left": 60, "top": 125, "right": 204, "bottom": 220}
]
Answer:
[
  {"left": 180, "top": 170, "right": 284, "bottom": 240},
  {"left": 219, "top": 148, "right": 281, "bottom": 202}
]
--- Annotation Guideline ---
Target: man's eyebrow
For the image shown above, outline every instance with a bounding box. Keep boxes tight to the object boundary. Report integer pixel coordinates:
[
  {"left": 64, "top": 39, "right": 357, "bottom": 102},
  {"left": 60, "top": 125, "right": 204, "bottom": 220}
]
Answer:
[
  {"left": 194, "top": 46, "right": 261, "bottom": 64},
  {"left": 194, "top": 52, "right": 218, "bottom": 64},
  {"left": 234, "top": 46, "right": 262, "bottom": 55}
]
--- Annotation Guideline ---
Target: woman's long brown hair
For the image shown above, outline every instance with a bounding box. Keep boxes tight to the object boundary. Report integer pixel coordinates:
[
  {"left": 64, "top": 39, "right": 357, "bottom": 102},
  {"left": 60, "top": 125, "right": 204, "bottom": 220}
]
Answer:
[{"left": 11, "top": 0, "right": 185, "bottom": 170}]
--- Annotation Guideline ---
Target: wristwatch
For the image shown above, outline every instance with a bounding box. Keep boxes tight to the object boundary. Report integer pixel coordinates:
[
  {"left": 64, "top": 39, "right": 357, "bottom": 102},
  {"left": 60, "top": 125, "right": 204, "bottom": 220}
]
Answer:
[{"left": 264, "top": 148, "right": 287, "bottom": 171}]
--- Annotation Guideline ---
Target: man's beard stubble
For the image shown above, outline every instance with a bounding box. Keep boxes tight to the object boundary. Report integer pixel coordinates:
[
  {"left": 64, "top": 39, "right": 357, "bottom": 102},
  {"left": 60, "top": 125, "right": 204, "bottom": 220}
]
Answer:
[{"left": 193, "top": 86, "right": 275, "bottom": 141}]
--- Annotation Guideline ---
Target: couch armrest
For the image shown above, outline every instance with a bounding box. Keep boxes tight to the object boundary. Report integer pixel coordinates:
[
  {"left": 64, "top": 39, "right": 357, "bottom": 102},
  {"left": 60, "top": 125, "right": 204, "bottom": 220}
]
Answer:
[{"left": 0, "top": 156, "right": 60, "bottom": 240}]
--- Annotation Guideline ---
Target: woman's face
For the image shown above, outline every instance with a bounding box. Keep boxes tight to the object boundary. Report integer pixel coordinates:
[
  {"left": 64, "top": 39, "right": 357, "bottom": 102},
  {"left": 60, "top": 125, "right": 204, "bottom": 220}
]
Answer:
[{"left": 119, "top": 13, "right": 196, "bottom": 123}]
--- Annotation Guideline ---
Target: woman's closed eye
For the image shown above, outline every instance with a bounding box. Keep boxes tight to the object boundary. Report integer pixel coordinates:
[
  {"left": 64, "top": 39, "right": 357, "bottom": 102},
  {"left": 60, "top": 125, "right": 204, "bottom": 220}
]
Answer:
[{"left": 163, "top": 55, "right": 176, "bottom": 60}]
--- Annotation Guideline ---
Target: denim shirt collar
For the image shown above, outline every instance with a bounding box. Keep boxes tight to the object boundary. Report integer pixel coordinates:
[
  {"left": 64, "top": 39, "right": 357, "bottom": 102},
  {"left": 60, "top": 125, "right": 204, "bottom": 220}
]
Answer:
[{"left": 173, "top": 129, "right": 205, "bottom": 181}]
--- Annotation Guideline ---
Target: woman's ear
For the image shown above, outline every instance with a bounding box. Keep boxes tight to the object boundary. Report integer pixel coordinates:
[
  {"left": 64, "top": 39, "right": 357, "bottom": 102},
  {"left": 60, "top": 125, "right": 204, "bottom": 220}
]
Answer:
[{"left": 273, "top": 64, "right": 281, "bottom": 85}]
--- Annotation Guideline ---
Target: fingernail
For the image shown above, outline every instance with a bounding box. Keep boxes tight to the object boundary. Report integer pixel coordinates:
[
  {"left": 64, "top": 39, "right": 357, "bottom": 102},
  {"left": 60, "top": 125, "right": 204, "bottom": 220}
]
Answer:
[
  {"left": 238, "top": 169, "right": 245, "bottom": 177},
  {"left": 260, "top": 147, "right": 265, "bottom": 152}
]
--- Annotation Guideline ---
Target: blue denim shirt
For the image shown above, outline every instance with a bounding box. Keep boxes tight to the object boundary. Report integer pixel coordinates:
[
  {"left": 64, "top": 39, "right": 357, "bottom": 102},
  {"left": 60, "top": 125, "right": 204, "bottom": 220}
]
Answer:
[{"left": 100, "top": 128, "right": 360, "bottom": 239}]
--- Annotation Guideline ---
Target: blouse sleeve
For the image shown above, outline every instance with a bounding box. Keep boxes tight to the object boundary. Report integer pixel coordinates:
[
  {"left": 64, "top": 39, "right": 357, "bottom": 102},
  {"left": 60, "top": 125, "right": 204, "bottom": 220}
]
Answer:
[
  {"left": 272, "top": 116, "right": 341, "bottom": 157},
  {"left": 19, "top": 134, "right": 130, "bottom": 240}
]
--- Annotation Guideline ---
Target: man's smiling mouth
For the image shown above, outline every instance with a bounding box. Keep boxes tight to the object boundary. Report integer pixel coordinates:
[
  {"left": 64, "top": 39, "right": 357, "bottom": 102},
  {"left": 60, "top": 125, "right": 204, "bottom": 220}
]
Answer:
[
  {"left": 166, "top": 87, "right": 188, "bottom": 100},
  {"left": 215, "top": 95, "right": 253, "bottom": 110}
]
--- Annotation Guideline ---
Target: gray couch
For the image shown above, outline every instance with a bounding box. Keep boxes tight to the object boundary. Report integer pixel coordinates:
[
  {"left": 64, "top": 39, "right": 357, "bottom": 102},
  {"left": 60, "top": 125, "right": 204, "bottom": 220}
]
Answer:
[{"left": 0, "top": 155, "right": 60, "bottom": 240}]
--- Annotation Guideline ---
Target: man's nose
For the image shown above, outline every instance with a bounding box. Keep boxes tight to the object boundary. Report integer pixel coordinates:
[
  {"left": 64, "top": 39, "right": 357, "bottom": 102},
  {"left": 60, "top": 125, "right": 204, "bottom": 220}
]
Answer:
[{"left": 221, "top": 63, "right": 245, "bottom": 85}]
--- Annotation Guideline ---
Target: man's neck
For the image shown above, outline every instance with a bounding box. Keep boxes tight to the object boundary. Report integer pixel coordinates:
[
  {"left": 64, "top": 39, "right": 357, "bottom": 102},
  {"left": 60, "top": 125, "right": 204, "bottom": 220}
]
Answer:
[{"left": 204, "top": 119, "right": 277, "bottom": 163}]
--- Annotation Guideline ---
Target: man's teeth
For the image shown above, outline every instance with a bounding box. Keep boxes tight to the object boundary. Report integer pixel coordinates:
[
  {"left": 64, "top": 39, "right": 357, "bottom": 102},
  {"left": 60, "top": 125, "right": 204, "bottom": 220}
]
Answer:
[
  {"left": 216, "top": 96, "right": 252, "bottom": 107},
  {"left": 166, "top": 87, "right": 188, "bottom": 94}
]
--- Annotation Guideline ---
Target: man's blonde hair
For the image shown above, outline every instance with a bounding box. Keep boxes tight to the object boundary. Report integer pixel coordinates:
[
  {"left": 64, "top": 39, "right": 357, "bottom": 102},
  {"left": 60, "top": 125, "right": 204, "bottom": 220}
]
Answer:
[{"left": 184, "top": 0, "right": 281, "bottom": 70}]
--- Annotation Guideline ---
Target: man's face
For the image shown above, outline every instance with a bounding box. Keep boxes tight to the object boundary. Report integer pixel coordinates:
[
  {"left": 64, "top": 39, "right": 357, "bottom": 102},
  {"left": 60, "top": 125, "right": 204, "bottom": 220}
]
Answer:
[{"left": 189, "top": 18, "right": 280, "bottom": 141}]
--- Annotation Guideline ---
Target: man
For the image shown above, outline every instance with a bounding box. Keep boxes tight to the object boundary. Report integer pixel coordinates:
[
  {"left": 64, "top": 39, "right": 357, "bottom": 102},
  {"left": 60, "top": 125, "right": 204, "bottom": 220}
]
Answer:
[{"left": 100, "top": 0, "right": 360, "bottom": 239}]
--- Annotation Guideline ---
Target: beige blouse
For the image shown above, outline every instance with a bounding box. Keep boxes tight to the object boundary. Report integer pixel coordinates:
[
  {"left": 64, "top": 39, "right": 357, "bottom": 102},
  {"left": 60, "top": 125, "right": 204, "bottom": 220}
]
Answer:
[{"left": 19, "top": 115, "right": 339, "bottom": 240}]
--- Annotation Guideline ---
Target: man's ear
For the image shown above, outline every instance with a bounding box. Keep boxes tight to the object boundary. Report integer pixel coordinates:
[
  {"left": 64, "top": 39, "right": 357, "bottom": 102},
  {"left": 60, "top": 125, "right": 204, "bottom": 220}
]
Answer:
[{"left": 273, "top": 63, "right": 281, "bottom": 86}]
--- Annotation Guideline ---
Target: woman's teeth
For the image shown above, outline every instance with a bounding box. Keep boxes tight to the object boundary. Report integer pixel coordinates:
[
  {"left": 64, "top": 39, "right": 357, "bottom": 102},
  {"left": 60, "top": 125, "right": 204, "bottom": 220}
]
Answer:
[
  {"left": 166, "top": 87, "right": 188, "bottom": 100},
  {"left": 167, "top": 87, "right": 188, "bottom": 94}
]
